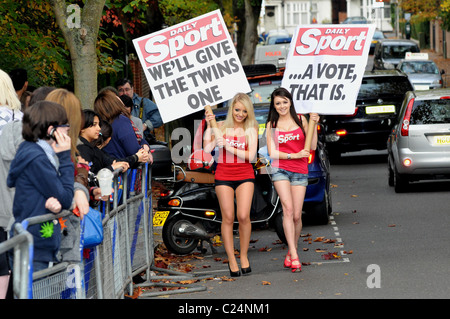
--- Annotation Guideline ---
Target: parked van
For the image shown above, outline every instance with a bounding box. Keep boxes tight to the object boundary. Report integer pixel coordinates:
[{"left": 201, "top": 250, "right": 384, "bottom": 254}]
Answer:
[{"left": 373, "top": 39, "right": 420, "bottom": 70}]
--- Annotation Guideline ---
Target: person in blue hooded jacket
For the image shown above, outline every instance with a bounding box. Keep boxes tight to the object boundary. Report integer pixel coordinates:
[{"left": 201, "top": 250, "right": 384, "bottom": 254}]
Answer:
[{"left": 7, "top": 100, "right": 74, "bottom": 271}]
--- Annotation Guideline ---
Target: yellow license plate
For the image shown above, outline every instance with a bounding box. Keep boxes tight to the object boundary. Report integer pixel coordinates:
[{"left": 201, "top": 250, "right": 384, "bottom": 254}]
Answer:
[
  {"left": 366, "top": 105, "right": 395, "bottom": 114},
  {"left": 258, "top": 123, "right": 266, "bottom": 136},
  {"left": 434, "top": 135, "right": 450, "bottom": 145},
  {"left": 153, "top": 211, "right": 170, "bottom": 227}
]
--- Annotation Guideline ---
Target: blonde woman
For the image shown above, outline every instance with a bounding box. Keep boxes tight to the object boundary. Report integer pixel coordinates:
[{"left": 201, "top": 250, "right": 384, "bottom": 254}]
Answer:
[
  {"left": 0, "top": 69, "right": 22, "bottom": 134},
  {"left": 203, "top": 93, "right": 258, "bottom": 277}
]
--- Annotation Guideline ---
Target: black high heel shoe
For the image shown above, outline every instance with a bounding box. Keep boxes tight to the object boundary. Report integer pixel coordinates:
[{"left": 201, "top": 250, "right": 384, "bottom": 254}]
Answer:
[
  {"left": 241, "top": 265, "right": 252, "bottom": 275},
  {"left": 228, "top": 263, "right": 241, "bottom": 277}
]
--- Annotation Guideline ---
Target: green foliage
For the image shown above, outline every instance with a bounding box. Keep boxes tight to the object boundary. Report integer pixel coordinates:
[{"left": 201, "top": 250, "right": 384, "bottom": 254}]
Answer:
[
  {"left": 159, "top": 0, "right": 220, "bottom": 26},
  {"left": 440, "top": 0, "right": 450, "bottom": 31},
  {"left": 0, "top": 0, "right": 72, "bottom": 87}
]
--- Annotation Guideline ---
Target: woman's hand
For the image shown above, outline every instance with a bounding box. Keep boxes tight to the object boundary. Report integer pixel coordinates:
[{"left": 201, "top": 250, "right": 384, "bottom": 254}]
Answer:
[
  {"left": 92, "top": 187, "right": 110, "bottom": 201},
  {"left": 204, "top": 112, "right": 216, "bottom": 127},
  {"left": 310, "top": 113, "right": 320, "bottom": 123},
  {"left": 294, "top": 149, "right": 311, "bottom": 159},
  {"left": 112, "top": 160, "right": 130, "bottom": 172},
  {"left": 52, "top": 130, "right": 71, "bottom": 153},
  {"left": 73, "top": 189, "right": 89, "bottom": 219}
]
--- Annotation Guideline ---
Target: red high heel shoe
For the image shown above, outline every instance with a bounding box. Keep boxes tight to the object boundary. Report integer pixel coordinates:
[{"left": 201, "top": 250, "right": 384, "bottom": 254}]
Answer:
[
  {"left": 290, "top": 258, "right": 302, "bottom": 273},
  {"left": 284, "top": 253, "right": 291, "bottom": 268}
]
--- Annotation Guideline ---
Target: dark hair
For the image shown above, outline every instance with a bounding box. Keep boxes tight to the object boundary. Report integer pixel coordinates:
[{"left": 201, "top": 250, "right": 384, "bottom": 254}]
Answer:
[
  {"left": 22, "top": 100, "right": 68, "bottom": 142},
  {"left": 8, "top": 68, "right": 27, "bottom": 91},
  {"left": 95, "top": 120, "right": 113, "bottom": 147},
  {"left": 29, "top": 86, "right": 56, "bottom": 106},
  {"left": 119, "top": 94, "right": 133, "bottom": 108},
  {"left": 115, "top": 78, "right": 133, "bottom": 88},
  {"left": 82, "top": 109, "right": 100, "bottom": 129},
  {"left": 267, "top": 87, "right": 304, "bottom": 133},
  {"left": 94, "top": 90, "right": 128, "bottom": 123}
]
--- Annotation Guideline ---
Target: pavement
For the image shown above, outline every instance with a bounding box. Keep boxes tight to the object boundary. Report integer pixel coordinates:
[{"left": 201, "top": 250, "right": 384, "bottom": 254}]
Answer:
[{"left": 424, "top": 49, "right": 450, "bottom": 87}]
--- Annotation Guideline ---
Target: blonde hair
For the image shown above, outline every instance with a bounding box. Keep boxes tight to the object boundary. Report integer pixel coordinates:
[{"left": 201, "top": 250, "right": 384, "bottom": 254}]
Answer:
[
  {"left": 45, "top": 89, "right": 83, "bottom": 159},
  {"left": 220, "top": 92, "right": 258, "bottom": 144},
  {"left": 0, "top": 69, "right": 21, "bottom": 111}
]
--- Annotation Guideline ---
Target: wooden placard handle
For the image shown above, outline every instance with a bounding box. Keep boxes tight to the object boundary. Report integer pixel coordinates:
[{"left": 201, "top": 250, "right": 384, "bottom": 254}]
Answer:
[
  {"left": 303, "top": 117, "right": 318, "bottom": 152},
  {"left": 204, "top": 105, "right": 218, "bottom": 129}
]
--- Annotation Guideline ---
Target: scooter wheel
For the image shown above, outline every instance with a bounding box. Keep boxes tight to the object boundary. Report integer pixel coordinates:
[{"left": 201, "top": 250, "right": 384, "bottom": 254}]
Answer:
[{"left": 162, "top": 217, "right": 199, "bottom": 255}]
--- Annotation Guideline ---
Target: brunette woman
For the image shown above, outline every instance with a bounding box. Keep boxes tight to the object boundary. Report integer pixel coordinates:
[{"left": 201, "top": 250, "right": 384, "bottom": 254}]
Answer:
[
  {"left": 93, "top": 91, "right": 152, "bottom": 164},
  {"left": 203, "top": 93, "right": 258, "bottom": 277},
  {"left": 266, "top": 88, "right": 319, "bottom": 272}
]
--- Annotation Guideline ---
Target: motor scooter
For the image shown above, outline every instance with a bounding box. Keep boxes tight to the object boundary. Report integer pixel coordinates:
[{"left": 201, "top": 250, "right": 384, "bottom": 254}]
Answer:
[{"left": 153, "top": 154, "right": 286, "bottom": 255}]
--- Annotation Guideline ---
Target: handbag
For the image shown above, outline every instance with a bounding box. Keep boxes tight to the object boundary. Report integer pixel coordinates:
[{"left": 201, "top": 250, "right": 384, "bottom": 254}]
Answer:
[{"left": 82, "top": 207, "right": 104, "bottom": 248}]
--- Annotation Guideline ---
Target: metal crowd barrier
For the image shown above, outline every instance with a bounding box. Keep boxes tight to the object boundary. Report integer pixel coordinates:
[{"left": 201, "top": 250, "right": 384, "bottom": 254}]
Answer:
[
  {"left": 4, "top": 163, "right": 205, "bottom": 299},
  {"left": 0, "top": 223, "right": 33, "bottom": 299}
]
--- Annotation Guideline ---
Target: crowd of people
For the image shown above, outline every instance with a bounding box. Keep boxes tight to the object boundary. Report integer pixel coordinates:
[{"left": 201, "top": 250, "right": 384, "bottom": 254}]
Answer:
[
  {"left": 0, "top": 65, "right": 320, "bottom": 299},
  {"left": 0, "top": 68, "right": 161, "bottom": 299}
]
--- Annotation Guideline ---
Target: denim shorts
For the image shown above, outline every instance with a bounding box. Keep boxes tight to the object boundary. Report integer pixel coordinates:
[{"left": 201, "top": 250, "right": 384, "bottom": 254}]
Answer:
[{"left": 271, "top": 168, "right": 308, "bottom": 186}]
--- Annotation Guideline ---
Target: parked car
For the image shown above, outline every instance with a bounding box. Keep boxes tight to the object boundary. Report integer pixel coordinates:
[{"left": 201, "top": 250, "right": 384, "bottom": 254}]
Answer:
[
  {"left": 264, "top": 29, "right": 290, "bottom": 45},
  {"left": 322, "top": 70, "right": 414, "bottom": 161},
  {"left": 373, "top": 39, "right": 420, "bottom": 70},
  {"left": 396, "top": 53, "right": 444, "bottom": 90},
  {"left": 387, "top": 89, "right": 450, "bottom": 192},
  {"left": 370, "top": 30, "right": 385, "bottom": 55},
  {"left": 341, "top": 16, "right": 368, "bottom": 24}
]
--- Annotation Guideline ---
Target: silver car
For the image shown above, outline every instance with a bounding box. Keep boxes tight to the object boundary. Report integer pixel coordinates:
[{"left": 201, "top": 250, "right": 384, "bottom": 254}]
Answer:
[
  {"left": 387, "top": 89, "right": 450, "bottom": 192},
  {"left": 397, "top": 59, "right": 444, "bottom": 90}
]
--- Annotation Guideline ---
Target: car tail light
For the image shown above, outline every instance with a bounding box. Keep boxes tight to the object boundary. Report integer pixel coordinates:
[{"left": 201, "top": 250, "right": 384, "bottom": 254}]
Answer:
[
  {"left": 336, "top": 129, "right": 347, "bottom": 136},
  {"left": 345, "top": 107, "right": 358, "bottom": 117},
  {"left": 440, "top": 96, "right": 450, "bottom": 99},
  {"left": 401, "top": 98, "right": 414, "bottom": 136},
  {"left": 159, "top": 189, "right": 172, "bottom": 197},
  {"left": 308, "top": 150, "right": 315, "bottom": 164}
]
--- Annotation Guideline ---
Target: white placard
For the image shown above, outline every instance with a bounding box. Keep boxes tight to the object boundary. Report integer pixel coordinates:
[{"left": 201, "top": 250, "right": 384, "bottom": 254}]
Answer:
[
  {"left": 281, "top": 24, "right": 375, "bottom": 115},
  {"left": 133, "top": 10, "right": 250, "bottom": 123}
]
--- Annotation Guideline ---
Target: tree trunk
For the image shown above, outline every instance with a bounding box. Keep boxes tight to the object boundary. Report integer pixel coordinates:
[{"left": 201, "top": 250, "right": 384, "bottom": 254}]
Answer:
[
  {"left": 50, "top": 0, "right": 106, "bottom": 109},
  {"left": 234, "top": 0, "right": 262, "bottom": 65}
]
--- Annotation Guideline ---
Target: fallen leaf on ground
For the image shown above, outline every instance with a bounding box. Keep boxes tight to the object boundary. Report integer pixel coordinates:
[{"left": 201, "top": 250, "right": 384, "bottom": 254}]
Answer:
[
  {"left": 322, "top": 252, "right": 341, "bottom": 260},
  {"left": 262, "top": 281, "right": 271, "bottom": 285}
]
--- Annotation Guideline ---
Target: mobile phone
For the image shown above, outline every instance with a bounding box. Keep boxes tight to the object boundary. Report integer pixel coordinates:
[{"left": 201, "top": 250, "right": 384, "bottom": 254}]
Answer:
[{"left": 49, "top": 128, "right": 57, "bottom": 141}]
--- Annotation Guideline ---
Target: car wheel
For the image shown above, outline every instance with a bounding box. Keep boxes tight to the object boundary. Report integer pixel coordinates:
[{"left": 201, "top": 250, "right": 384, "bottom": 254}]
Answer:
[
  {"left": 305, "top": 191, "right": 330, "bottom": 225},
  {"left": 388, "top": 160, "right": 394, "bottom": 187},
  {"left": 162, "top": 216, "right": 199, "bottom": 255},
  {"left": 328, "top": 150, "right": 341, "bottom": 164},
  {"left": 273, "top": 210, "right": 287, "bottom": 245},
  {"left": 393, "top": 167, "right": 408, "bottom": 193}
]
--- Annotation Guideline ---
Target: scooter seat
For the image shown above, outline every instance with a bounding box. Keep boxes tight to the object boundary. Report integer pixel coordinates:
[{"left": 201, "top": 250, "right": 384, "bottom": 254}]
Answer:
[{"left": 177, "top": 171, "right": 215, "bottom": 184}]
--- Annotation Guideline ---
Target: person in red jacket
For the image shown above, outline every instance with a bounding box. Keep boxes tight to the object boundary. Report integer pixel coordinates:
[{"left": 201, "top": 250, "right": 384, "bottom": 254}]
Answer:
[
  {"left": 266, "top": 88, "right": 319, "bottom": 272},
  {"left": 203, "top": 93, "right": 258, "bottom": 277}
]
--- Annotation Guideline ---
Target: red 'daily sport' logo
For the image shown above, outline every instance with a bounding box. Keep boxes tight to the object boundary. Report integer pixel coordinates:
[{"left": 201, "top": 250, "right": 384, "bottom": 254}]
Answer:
[{"left": 294, "top": 27, "right": 369, "bottom": 56}]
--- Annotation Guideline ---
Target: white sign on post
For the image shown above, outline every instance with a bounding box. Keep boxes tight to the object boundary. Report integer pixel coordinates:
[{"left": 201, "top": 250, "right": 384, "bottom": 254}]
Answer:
[
  {"left": 281, "top": 24, "right": 375, "bottom": 115},
  {"left": 133, "top": 10, "right": 250, "bottom": 123}
]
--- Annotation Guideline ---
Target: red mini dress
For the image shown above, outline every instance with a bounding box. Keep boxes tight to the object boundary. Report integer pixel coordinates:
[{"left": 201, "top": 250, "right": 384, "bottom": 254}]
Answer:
[
  {"left": 271, "top": 127, "right": 308, "bottom": 174},
  {"left": 215, "top": 135, "right": 255, "bottom": 181}
]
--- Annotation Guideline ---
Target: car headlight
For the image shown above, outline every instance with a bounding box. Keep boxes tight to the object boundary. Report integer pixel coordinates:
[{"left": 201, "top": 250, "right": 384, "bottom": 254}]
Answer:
[{"left": 325, "top": 134, "right": 340, "bottom": 142}]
